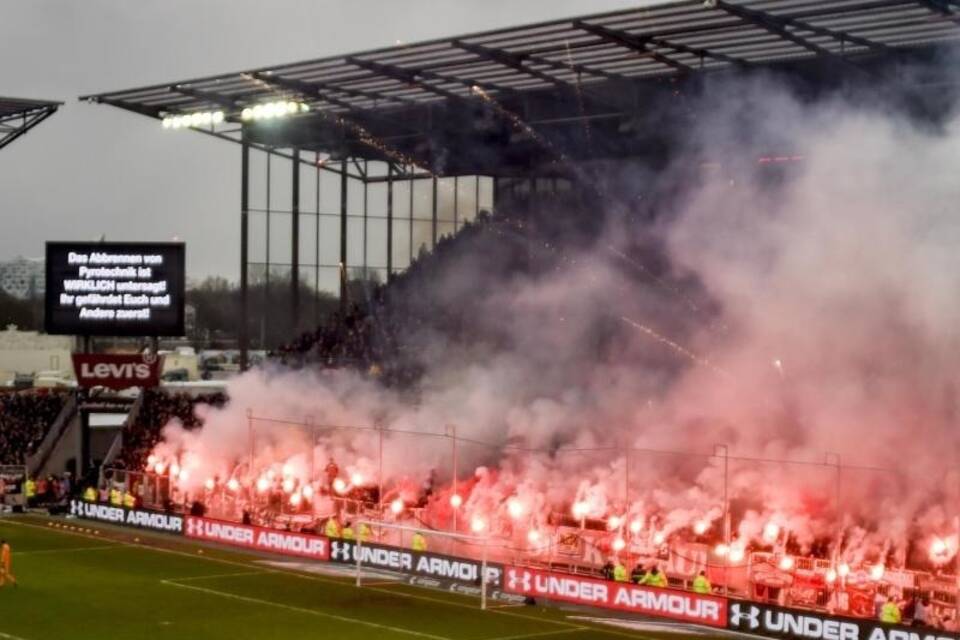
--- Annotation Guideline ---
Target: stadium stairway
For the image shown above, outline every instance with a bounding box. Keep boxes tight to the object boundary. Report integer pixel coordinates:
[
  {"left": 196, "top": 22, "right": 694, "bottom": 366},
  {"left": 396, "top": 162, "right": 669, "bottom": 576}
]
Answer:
[{"left": 27, "top": 392, "right": 79, "bottom": 478}]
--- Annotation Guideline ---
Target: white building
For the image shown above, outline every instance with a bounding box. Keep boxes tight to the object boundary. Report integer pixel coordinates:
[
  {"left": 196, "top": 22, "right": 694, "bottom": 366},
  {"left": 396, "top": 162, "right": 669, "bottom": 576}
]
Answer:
[
  {"left": 0, "top": 325, "right": 74, "bottom": 386},
  {"left": 0, "top": 256, "right": 44, "bottom": 299}
]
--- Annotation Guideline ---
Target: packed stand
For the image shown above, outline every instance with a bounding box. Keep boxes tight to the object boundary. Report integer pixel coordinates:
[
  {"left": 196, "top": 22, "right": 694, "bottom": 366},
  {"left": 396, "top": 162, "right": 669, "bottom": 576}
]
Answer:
[
  {"left": 275, "top": 191, "right": 612, "bottom": 389},
  {"left": 0, "top": 390, "right": 69, "bottom": 465},
  {"left": 118, "top": 389, "right": 227, "bottom": 471}
]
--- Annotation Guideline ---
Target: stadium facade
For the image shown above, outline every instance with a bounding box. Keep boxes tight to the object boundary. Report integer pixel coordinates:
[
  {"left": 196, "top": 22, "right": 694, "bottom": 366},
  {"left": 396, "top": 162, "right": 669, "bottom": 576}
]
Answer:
[{"left": 79, "top": 0, "right": 960, "bottom": 370}]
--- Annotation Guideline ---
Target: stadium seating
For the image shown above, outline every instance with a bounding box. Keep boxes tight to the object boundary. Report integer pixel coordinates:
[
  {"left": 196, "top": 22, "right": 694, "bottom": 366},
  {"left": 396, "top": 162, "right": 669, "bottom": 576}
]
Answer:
[
  {"left": 0, "top": 390, "right": 69, "bottom": 465},
  {"left": 274, "top": 190, "right": 626, "bottom": 389},
  {"left": 118, "top": 388, "right": 226, "bottom": 470}
]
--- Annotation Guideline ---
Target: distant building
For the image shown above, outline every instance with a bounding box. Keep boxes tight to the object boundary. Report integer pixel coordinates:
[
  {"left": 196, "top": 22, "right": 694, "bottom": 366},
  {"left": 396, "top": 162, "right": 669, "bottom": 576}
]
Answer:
[
  {"left": 0, "top": 256, "right": 44, "bottom": 299},
  {"left": 0, "top": 324, "right": 74, "bottom": 386}
]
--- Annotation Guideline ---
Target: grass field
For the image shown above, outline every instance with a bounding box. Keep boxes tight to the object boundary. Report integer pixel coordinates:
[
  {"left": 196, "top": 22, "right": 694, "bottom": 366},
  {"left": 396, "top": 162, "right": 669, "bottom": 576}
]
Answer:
[{"left": 0, "top": 515, "right": 714, "bottom": 640}]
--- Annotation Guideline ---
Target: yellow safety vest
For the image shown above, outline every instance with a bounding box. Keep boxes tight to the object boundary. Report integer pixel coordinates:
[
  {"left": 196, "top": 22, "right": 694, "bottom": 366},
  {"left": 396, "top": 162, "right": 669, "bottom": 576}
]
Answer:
[
  {"left": 109, "top": 489, "right": 122, "bottom": 506},
  {"left": 693, "top": 575, "right": 712, "bottom": 594},
  {"left": 412, "top": 534, "right": 427, "bottom": 551},
  {"left": 358, "top": 523, "right": 371, "bottom": 542},
  {"left": 613, "top": 564, "right": 628, "bottom": 582},
  {"left": 25, "top": 479, "right": 36, "bottom": 498},
  {"left": 644, "top": 572, "right": 668, "bottom": 587},
  {"left": 880, "top": 602, "right": 901, "bottom": 624},
  {"left": 342, "top": 527, "right": 355, "bottom": 540},
  {"left": 83, "top": 487, "right": 96, "bottom": 502},
  {"left": 324, "top": 519, "right": 341, "bottom": 538},
  {"left": 123, "top": 493, "right": 136, "bottom": 508}
]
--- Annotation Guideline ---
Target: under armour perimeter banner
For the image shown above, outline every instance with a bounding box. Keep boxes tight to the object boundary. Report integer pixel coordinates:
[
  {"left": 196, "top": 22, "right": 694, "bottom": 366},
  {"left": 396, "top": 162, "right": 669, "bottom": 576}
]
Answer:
[
  {"left": 184, "top": 516, "right": 329, "bottom": 561},
  {"left": 503, "top": 566, "right": 728, "bottom": 628},
  {"left": 69, "top": 499, "right": 183, "bottom": 534},
  {"left": 328, "top": 538, "right": 504, "bottom": 587},
  {"left": 727, "top": 600, "right": 960, "bottom": 640}
]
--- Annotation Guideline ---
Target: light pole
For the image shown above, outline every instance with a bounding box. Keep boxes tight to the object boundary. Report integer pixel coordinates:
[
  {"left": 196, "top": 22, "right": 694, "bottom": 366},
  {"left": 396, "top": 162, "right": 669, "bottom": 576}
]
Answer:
[{"left": 714, "top": 443, "right": 730, "bottom": 595}]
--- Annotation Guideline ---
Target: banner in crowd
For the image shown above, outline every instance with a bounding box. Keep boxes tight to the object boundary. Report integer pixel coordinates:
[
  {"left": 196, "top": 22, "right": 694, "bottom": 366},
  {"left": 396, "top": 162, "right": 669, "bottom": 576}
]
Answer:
[
  {"left": 184, "top": 516, "right": 329, "bottom": 561},
  {"left": 69, "top": 499, "right": 183, "bottom": 534},
  {"left": 727, "top": 600, "right": 960, "bottom": 640},
  {"left": 72, "top": 353, "right": 162, "bottom": 389},
  {"left": 328, "top": 538, "right": 504, "bottom": 587},
  {"left": 503, "top": 566, "right": 728, "bottom": 628}
]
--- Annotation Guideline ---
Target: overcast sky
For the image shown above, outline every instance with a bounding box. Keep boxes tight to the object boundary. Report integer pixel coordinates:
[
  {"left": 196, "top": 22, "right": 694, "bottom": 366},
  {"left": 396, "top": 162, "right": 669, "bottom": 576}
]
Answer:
[{"left": 0, "top": 0, "right": 642, "bottom": 282}]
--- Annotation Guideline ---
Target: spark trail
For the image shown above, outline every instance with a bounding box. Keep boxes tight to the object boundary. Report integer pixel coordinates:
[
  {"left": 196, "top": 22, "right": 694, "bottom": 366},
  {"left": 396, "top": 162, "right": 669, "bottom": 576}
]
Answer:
[{"left": 620, "top": 316, "right": 731, "bottom": 379}]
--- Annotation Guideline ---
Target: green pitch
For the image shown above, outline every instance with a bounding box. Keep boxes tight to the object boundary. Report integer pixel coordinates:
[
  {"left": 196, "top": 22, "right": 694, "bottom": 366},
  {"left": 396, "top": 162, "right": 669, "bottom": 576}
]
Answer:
[{"left": 0, "top": 516, "right": 712, "bottom": 640}]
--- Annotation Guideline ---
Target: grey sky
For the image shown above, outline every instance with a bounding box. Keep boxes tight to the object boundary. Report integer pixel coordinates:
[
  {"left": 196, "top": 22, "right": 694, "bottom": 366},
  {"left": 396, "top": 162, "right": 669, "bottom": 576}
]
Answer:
[{"left": 0, "top": 0, "right": 641, "bottom": 282}]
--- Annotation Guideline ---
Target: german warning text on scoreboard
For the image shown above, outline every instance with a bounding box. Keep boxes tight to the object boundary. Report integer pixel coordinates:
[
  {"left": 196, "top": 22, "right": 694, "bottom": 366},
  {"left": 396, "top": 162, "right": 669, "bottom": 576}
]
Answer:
[{"left": 45, "top": 242, "right": 185, "bottom": 336}]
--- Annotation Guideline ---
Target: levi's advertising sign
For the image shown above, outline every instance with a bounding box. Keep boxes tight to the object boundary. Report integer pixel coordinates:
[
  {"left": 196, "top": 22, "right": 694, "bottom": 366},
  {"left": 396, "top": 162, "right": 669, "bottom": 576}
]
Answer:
[
  {"left": 185, "top": 516, "right": 329, "bottom": 561},
  {"left": 503, "top": 566, "right": 728, "bottom": 628},
  {"left": 328, "top": 538, "right": 503, "bottom": 587},
  {"left": 69, "top": 499, "right": 183, "bottom": 534},
  {"left": 72, "top": 353, "right": 162, "bottom": 389},
  {"left": 727, "top": 601, "right": 960, "bottom": 640}
]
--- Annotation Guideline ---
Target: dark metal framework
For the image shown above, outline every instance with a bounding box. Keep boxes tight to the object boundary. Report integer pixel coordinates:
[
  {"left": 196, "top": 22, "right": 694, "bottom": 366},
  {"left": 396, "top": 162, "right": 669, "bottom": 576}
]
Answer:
[
  {"left": 78, "top": 0, "right": 960, "bottom": 368},
  {"left": 79, "top": 0, "right": 960, "bottom": 173},
  {"left": 0, "top": 98, "right": 61, "bottom": 151}
]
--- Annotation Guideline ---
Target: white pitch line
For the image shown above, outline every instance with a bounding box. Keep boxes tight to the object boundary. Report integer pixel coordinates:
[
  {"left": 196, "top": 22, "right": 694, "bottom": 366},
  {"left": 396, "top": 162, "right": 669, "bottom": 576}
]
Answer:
[
  {"left": 168, "top": 570, "right": 267, "bottom": 582},
  {"left": 4, "top": 519, "right": 654, "bottom": 640},
  {"left": 0, "top": 631, "right": 32, "bottom": 640},
  {"left": 162, "top": 578, "right": 453, "bottom": 640},
  {"left": 16, "top": 545, "right": 117, "bottom": 556}
]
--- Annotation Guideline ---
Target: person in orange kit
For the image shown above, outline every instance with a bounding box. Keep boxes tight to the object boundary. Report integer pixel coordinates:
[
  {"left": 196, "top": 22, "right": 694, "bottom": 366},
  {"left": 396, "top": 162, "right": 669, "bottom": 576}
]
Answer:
[{"left": 0, "top": 539, "right": 16, "bottom": 588}]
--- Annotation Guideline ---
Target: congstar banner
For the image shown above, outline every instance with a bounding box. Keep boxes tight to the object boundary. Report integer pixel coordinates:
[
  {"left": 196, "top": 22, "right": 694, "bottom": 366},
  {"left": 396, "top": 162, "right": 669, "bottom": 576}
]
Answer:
[{"left": 45, "top": 241, "right": 185, "bottom": 336}]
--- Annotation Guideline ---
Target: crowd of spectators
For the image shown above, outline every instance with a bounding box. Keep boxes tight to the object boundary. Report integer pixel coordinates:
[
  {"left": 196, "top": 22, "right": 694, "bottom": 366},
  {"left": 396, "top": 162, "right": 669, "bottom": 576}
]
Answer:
[
  {"left": 277, "top": 304, "right": 383, "bottom": 369},
  {"left": 0, "top": 390, "right": 69, "bottom": 465},
  {"left": 117, "top": 389, "right": 227, "bottom": 471},
  {"left": 274, "top": 193, "right": 602, "bottom": 388}
]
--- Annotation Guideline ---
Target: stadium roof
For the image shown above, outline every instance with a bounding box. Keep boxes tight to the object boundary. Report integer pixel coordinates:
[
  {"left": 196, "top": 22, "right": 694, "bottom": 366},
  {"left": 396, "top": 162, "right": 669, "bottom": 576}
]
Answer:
[
  {"left": 80, "top": 0, "right": 960, "bottom": 176},
  {"left": 0, "top": 97, "right": 61, "bottom": 151}
]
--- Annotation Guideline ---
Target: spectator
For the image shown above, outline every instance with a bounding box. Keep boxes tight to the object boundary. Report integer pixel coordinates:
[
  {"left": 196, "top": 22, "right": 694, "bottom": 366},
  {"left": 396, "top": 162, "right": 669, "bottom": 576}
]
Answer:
[
  {"left": 0, "top": 390, "right": 68, "bottom": 465},
  {"left": 118, "top": 389, "right": 226, "bottom": 470}
]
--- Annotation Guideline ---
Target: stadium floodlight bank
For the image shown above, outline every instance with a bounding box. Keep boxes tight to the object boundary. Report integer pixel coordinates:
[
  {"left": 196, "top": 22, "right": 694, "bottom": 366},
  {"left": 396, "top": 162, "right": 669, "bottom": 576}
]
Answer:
[{"left": 355, "top": 520, "right": 491, "bottom": 609}]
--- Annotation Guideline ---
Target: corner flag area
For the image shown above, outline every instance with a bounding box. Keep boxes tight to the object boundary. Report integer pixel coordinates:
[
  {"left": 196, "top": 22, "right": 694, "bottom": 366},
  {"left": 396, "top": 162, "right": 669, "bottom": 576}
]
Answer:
[{"left": 0, "top": 516, "right": 699, "bottom": 640}]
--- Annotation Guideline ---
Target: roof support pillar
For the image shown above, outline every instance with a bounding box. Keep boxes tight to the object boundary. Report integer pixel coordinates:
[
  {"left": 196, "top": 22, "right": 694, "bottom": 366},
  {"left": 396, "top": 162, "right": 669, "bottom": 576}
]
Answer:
[
  {"left": 431, "top": 176, "right": 438, "bottom": 249},
  {"left": 291, "top": 147, "right": 300, "bottom": 334},
  {"left": 239, "top": 132, "right": 250, "bottom": 372},
  {"left": 386, "top": 165, "right": 394, "bottom": 282},
  {"left": 339, "top": 160, "right": 349, "bottom": 313}
]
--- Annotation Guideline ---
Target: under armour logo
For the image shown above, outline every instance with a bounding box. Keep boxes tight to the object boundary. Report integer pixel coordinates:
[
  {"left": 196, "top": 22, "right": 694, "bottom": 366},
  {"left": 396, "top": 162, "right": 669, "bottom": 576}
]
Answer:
[
  {"left": 70, "top": 500, "right": 83, "bottom": 516},
  {"left": 331, "top": 541, "right": 351, "bottom": 561},
  {"left": 186, "top": 518, "right": 202, "bottom": 536},
  {"left": 507, "top": 569, "right": 532, "bottom": 591},
  {"left": 730, "top": 604, "right": 761, "bottom": 630}
]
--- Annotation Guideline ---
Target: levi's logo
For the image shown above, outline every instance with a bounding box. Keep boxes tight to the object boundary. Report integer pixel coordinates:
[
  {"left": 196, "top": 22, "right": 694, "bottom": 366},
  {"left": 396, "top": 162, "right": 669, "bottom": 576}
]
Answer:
[{"left": 80, "top": 362, "right": 151, "bottom": 379}]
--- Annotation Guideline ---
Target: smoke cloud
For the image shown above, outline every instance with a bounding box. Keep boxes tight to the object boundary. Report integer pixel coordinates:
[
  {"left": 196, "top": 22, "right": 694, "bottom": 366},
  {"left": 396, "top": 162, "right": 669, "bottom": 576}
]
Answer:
[{"left": 152, "top": 62, "right": 960, "bottom": 568}]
